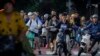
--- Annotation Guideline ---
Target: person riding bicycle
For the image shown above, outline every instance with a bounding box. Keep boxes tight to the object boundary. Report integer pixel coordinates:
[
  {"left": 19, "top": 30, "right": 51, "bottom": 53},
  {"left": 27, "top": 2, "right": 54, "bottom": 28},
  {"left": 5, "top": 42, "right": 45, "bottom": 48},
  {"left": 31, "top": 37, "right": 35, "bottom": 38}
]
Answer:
[
  {"left": 53, "top": 13, "right": 71, "bottom": 56},
  {"left": 84, "top": 14, "right": 100, "bottom": 56},
  {"left": 54, "top": 28, "right": 68, "bottom": 56}
]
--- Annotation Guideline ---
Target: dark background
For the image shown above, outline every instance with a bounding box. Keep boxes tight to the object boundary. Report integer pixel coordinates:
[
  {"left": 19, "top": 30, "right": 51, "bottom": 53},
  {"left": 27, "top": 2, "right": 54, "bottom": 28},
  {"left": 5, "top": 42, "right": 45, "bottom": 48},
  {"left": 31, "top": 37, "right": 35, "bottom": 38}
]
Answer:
[{"left": 0, "top": 0, "right": 99, "bottom": 18}]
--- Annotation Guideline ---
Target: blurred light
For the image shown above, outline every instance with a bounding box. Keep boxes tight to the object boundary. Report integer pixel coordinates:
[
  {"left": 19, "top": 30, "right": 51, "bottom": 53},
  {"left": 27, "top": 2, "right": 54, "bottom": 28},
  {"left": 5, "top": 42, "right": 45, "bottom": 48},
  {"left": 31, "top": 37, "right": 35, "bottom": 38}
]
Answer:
[{"left": 0, "top": 9, "right": 4, "bottom": 12}]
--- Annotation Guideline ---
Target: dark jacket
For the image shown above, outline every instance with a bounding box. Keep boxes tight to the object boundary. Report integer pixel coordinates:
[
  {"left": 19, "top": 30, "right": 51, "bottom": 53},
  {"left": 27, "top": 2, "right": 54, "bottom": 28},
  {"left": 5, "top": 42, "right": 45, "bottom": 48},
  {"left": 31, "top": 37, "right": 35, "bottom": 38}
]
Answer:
[
  {"left": 57, "top": 21, "right": 70, "bottom": 34},
  {"left": 85, "top": 22, "right": 100, "bottom": 38}
]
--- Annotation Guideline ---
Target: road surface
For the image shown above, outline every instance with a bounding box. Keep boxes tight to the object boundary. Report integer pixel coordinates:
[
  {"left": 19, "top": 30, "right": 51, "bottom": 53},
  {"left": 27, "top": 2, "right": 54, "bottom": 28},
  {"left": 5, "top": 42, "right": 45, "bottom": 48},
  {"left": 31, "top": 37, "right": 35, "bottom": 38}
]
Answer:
[{"left": 34, "top": 43, "right": 100, "bottom": 56}]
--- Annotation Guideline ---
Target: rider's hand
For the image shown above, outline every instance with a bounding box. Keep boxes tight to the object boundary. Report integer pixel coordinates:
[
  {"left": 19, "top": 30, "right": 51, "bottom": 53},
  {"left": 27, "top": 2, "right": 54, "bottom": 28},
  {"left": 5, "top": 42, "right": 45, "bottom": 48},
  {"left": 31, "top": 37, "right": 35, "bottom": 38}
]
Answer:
[
  {"left": 35, "top": 25, "right": 41, "bottom": 29},
  {"left": 46, "top": 27, "right": 50, "bottom": 29},
  {"left": 97, "top": 32, "right": 100, "bottom": 35},
  {"left": 42, "top": 24, "right": 46, "bottom": 27},
  {"left": 68, "top": 28, "right": 72, "bottom": 30}
]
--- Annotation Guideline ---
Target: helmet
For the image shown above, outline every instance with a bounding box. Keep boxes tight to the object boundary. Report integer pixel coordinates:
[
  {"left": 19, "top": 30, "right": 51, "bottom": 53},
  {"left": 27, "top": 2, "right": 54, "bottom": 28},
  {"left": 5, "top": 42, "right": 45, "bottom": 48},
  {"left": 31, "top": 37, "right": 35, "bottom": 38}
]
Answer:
[
  {"left": 28, "top": 12, "right": 33, "bottom": 16},
  {"left": 91, "top": 14, "right": 98, "bottom": 19},
  {"left": 44, "top": 14, "right": 49, "bottom": 18},
  {"left": 59, "top": 28, "right": 65, "bottom": 32}
]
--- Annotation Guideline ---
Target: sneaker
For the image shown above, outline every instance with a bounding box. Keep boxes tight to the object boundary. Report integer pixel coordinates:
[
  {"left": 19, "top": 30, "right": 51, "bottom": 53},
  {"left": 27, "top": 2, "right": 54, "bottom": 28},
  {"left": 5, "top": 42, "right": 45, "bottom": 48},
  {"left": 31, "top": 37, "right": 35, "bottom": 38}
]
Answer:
[
  {"left": 91, "top": 51, "right": 97, "bottom": 56},
  {"left": 52, "top": 52, "right": 57, "bottom": 55},
  {"left": 68, "top": 53, "right": 72, "bottom": 56},
  {"left": 28, "top": 53, "right": 36, "bottom": 56},
  {"left": 33, "top": 53, "right": 36, "bottom": 56},
  {"left": 45, "top": 44, "right": 48, "bottom": 49},
  {"left": 38, "top": 51, "right": 41, "bottom": 55}
]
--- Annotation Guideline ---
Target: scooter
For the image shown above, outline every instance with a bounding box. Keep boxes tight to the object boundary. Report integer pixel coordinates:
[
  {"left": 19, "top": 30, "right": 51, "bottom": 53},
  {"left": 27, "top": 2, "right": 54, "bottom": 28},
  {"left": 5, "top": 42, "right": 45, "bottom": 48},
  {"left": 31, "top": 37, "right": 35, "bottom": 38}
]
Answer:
[
  {"left": 57, "top": 42, "right": 65, "bottom": 56},
  {"left": 78, "top": 31, "right": 91, "bottom": 56},
  {"left": 56, "top": 29, "right": 67, "bottom": 56}
]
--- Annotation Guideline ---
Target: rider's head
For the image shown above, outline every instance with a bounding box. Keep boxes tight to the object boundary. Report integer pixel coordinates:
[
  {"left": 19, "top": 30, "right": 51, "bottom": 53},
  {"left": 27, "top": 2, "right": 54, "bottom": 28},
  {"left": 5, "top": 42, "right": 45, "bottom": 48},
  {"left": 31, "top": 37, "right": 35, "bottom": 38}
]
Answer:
[
  {"left": 3, "top": 0, "right": 14, "bottom": 13},
  {"left": 91, "top": 14, "right": 98, "bottom": 23},
  {"left": 51, "top": 15, "right": 57, "bottom": 21},
  {"left": 61, "top": 12, "right": 67, "bottom": 23},
  {"left": 59, "top": 28, "right": 65, "bottom": 33},
  {"left": 51, "top": 9, "right": 56, "bottom": 16},
  {"left": 59, "top": 13, "right": 63, "bottom": 21}
]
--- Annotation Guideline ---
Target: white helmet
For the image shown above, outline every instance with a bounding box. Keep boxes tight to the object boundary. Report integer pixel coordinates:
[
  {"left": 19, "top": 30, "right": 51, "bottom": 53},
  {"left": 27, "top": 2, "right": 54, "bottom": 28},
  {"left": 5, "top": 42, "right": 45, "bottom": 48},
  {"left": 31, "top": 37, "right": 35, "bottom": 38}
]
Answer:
[
  {"left": 28, "top": 12, "right": 33, "bottom": 16},
  {"left": 92, "top": 14, "right": 98, "bottom": 19},
  {"left": 44, "top": 14, "right": 49, "bottom": 18}
]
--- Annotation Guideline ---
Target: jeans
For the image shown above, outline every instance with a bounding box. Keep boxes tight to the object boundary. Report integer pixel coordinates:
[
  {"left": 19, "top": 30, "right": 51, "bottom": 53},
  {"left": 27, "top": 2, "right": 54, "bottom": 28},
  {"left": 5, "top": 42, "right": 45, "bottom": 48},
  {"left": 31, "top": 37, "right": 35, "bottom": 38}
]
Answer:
[
  {"left": 54, "top": 41, "right": 68, "bottom": 55},
  {"left": 88, "top": 38, "right": 100, "bottom": 52},
  {"left": 0, "top": 35, "right": 23, "bottom": 56},
  {"left": 34, "top": 33, "right": 41, "bottom": 53},
  {"left": 88, "top": 37, "right": 100, "bottom": 56}
]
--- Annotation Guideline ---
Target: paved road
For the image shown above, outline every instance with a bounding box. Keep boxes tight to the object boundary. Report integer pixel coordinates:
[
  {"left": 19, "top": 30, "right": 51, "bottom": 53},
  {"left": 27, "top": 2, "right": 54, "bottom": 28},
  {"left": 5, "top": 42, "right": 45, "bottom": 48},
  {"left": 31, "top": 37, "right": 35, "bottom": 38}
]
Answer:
[
  {"left": 34, "top": 43, "right": 100, "bottom": 56},
  {"left": 34, "top": 48, "right": 100, "bottom": 56}
]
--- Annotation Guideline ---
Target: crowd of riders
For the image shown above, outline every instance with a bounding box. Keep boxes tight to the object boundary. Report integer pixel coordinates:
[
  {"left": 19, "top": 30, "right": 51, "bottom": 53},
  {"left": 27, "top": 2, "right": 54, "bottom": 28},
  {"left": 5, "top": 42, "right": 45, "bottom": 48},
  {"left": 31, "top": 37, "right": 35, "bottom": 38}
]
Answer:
[
  {"left": 0, "top": 1, "right": 99, "bottom": 56},
  {"left": 23, "top": 9, "right": 100, "bottom": 56}
]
